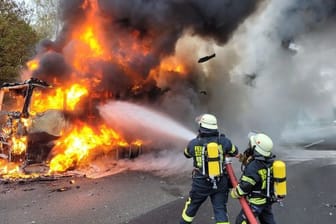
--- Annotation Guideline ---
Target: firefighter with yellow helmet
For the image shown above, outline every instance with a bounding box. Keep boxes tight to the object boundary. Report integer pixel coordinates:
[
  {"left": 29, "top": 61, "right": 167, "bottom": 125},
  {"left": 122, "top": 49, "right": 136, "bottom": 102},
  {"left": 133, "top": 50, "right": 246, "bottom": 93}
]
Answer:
[
  {"left": 230, "top": 132, "right": 287, "bottom": 224},
  {"left": 180, "top": 113, "right": 239, "bottom": 224}
]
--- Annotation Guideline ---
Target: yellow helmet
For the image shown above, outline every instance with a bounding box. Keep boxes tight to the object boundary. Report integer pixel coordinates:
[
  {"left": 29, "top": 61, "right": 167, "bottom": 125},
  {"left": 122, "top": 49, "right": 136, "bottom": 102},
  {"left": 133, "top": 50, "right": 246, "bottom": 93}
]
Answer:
[
  {"left": 197, "top": 114, "right": 218, "bottom": 130},
  {"left": 249, "top": 133, "right": 273, "bottom": 157}
]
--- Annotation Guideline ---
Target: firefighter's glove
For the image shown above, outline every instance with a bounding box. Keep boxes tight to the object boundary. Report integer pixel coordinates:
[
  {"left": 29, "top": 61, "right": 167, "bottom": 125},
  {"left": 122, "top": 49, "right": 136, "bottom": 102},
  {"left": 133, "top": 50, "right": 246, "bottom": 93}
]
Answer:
[
  {"left": 230, "top": 187, "right": 241, "bottom": 199},
  {"left": 236, "top": 153, "right": 244, "bottom": 162}
]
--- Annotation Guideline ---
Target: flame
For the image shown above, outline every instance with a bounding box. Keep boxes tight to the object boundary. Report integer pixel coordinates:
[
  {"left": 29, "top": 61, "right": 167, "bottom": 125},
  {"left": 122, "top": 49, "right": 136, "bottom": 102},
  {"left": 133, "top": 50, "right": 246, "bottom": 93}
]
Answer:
[
  {"left": 65, "top": 84, "right": 89, "bottom": 110},
  {"left": 0, "top": 160, "right": 39, "bottom": 179},
  {"left": 1, "top": 117, "right": 30, "bottom": 157},
  {"left": 82, "top": 26, "right": 104, "bottom": 57},
  {"left": 26, "top": 59, "right": 39, "bottom": 72},
  {"left": 132, "top": 139, "right": 143, "bottom": 147},
  {"left": 31, "top": 83, "right": 89, "bottom": 113},
  {"left": 149, "top": 56, "right": 188, "bottom": 82},
  {"left": 1, "top": 126, "right": 11, "bottom": 137},
  {"left": 11, "top": 136, "right": 27, "bottom": 155},
  {"left": 159, "top": 57, "right": 187, "bottom": 74},
  {"left": 21, "top": 118, "right": 31, "bottom": 127},
  {"left": 71, "top": 0, "right": 111, "bottom": 73},
  {"left": 0, "top": 160, "right": 20, "bottom": 176},
  {"left": 49, "top": 123, "right": 132, "bottom": 173},
  {"left": 71, "top": 24, "right": 108, "bottom": 73}
]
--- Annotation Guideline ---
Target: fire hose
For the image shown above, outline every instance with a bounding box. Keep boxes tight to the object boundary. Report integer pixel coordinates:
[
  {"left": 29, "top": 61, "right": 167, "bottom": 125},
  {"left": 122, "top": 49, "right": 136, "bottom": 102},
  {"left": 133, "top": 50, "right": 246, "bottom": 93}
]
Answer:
[{"left": 225, "top": 158, "right": 258, "bottom": 224}]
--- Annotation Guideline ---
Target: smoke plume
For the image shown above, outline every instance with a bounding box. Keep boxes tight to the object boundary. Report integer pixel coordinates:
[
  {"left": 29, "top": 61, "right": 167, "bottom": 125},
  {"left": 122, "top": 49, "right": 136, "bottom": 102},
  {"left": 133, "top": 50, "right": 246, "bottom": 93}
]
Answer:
[
  {"left": 221, "top": 0, "right": 336, "bottom": 144},
  {"left": 30, "top": 0, "right": 261, "bottom": 118}
]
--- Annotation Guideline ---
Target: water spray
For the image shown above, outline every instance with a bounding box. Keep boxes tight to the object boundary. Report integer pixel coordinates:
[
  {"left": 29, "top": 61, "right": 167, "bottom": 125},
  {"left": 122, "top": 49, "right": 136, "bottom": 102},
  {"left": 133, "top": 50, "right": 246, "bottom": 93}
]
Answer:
[{"left": 98, "top": 101, "right": 196, "bottom": 143}]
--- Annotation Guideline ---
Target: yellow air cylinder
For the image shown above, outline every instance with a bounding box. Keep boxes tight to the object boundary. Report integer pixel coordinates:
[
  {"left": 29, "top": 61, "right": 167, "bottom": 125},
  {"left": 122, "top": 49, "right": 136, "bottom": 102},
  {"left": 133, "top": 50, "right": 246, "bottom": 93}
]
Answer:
[
  {"left": 207, "top": 142, "right": 220, "bottom": 177},
  {"left": 273, "top": 160, "right": 287, "bottom": 198}
]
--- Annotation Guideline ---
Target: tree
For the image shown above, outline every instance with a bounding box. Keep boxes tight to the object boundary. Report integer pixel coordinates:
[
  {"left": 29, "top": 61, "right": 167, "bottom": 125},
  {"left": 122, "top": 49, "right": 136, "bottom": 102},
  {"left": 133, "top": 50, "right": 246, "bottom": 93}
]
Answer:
[
  {"left": 0, "top": 0, "right": 39, "bottom": 83},
  {"left": 29, "top": 0, "right": 59, "bottom": 39}
]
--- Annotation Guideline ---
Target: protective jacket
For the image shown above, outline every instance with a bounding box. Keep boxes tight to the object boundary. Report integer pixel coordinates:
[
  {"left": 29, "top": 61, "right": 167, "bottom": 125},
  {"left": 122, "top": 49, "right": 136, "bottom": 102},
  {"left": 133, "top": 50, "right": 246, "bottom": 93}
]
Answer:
[{"left": 236, "top": 155, "right": 275, "bottom": 205}]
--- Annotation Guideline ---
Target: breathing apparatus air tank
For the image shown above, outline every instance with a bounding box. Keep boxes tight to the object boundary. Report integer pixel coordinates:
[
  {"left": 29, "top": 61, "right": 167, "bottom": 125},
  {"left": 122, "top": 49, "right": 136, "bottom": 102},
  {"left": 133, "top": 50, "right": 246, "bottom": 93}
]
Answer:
[
  {"left": 273, "top": 160, "right": 287, "bottom": 198},
  {"left": 206, "top": 142, "right": 221, "bottom": 178}
]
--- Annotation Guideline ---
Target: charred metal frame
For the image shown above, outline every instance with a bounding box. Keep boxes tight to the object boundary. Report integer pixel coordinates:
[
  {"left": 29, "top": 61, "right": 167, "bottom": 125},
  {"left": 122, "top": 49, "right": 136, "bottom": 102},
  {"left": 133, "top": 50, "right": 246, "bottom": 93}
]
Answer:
[{"left": 0, "top": 78, "right": 50, "bottom": 163}]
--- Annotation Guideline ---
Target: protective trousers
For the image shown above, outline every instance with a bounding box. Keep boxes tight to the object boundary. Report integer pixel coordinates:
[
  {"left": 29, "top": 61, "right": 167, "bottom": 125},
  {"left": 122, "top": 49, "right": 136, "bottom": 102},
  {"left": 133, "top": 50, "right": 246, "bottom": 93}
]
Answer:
[
  {"left": 180, "top": 176, "right": 230, "bottom": 224},
  {"left": 235, "top": 203, "right": 276, "bottom": 224}
]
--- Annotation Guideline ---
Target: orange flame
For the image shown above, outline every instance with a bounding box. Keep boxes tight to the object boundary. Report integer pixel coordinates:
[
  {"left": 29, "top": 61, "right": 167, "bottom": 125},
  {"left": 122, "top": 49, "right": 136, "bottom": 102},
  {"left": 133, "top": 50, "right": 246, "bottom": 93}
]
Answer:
[
  {"left": 149, "top": 56, "right": 188, "bottom": 81},
  {"left": 82, "top": 26, "right": 104, "bottom": 57},
  {"left": 11, "top": 136, "right": 27, "bottom": 155},
  {"left": 70, "top": 0, "right": 111, "bottom": 73},
  {"left": 159, "top": 57, "right": 187, "bottom": 74},
  {"left": 0, "top": 160, "right": 20, "bottom": 176},
  {"left": 0, "top": 160, "right": 39, "bottom": 179},
  {"left": 26, "top": 59, "right": 39, "bottom": 72},
  {"left": 49, "top": 123, "right": 131, "bottom": 173},
  {"left": 31, "top": 83, "right": 89, "bottom": 113}
]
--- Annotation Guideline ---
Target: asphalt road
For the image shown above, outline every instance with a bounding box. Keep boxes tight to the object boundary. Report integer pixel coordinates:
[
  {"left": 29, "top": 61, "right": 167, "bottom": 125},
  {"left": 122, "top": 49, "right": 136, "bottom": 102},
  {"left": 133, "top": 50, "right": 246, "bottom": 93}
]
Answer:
[
  {"left": 1, "top": 153, "right": 335, "bottom": 224},
  {"left": 128, "top": 158, "right": 336, "bottom": 224}
]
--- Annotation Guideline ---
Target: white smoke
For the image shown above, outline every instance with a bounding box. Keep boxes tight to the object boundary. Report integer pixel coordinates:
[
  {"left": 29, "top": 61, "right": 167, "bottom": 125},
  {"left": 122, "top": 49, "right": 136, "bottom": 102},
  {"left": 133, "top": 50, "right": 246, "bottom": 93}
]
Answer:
[
  {"left": 119, "top": 149, "right": 193, "bottom": 176},
  {"left": 197, "top": 0, "right": 336, "bottom": 145},
  {"left": 85, "top": 149, "right": 193, "bottom": 179}
]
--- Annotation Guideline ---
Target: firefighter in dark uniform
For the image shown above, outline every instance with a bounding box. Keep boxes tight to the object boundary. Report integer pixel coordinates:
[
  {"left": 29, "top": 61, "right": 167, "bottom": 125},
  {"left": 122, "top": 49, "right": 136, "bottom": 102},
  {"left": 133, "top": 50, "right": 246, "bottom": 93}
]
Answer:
[
  {"left": 230, "top": 132, "right": 277, "bottom": 224},
  {"left": 180, "top": 114, "right": 239, "bottom": 224}
]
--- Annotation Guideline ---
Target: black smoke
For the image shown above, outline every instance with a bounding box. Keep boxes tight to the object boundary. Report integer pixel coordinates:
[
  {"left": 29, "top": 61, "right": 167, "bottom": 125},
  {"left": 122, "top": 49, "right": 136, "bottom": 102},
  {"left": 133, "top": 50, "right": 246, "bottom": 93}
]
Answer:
[
  {"left": 98, "top": 0, "right": 259, "bottom": 45},
  {"left": 31, "top": 0, "right": 260, "bottom": 105},
  {"left": 33, "top": 52, "right": 71, "bottom": 83}
]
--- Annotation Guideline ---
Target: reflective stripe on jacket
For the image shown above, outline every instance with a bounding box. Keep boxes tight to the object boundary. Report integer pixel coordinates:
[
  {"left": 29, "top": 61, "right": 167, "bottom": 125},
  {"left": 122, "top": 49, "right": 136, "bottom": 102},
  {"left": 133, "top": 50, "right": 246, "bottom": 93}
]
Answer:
[{"left": 238, "top": 158, "right": 273, "bottom": 205}]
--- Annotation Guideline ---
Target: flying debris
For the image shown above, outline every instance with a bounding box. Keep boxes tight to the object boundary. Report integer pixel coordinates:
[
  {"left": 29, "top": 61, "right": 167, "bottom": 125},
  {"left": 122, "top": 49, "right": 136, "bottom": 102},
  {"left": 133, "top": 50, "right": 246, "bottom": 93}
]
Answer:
[
  {"left": 198, "top": 53, "right": 216, "bottom": 63},
  {"left": 243, "top": 73, "right": 257, "bottom": 87},
  {"left": 281, "top": 39, "right": 300, "bottom": 54}
]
